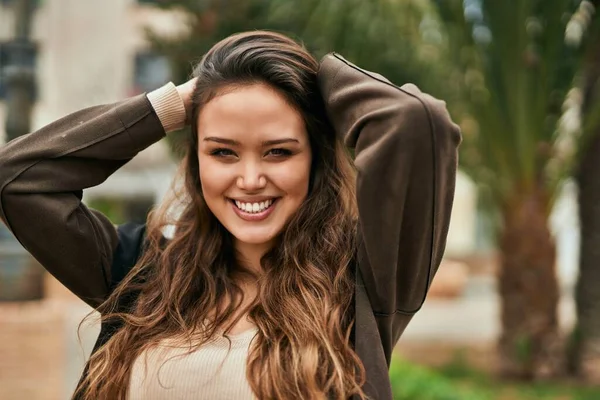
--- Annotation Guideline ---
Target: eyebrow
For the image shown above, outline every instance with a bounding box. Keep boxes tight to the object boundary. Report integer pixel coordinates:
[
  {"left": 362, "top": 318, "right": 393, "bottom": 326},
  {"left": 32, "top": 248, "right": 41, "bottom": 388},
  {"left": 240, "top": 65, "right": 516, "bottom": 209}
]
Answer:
[{"left": 203, "top": 137, "right": 300, "bottom": 146}]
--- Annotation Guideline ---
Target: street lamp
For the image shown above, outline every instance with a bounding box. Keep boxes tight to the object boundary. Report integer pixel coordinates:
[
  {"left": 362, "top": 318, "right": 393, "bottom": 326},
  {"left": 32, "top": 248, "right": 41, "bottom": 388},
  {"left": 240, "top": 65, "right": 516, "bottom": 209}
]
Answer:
[{"left": 0, "top": 0, "right": 44, "bottom": 301}]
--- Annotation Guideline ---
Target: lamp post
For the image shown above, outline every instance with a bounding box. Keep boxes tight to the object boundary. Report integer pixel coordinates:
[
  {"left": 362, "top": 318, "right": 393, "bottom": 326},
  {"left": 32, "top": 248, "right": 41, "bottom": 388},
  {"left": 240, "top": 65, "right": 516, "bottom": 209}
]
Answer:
[
  {"left": 0, "top": 0, "right": 43, "bottom": 301},
  {"left": 5, "top": 0, "right": 36, "bottom": 142}
]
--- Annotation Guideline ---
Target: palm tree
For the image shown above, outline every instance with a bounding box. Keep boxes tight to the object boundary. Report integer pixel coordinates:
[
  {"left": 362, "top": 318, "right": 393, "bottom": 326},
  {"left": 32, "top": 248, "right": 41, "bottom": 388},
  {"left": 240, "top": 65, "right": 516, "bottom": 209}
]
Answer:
[{"left": 432, "top": 0, "right": 588, "bottom": 379}]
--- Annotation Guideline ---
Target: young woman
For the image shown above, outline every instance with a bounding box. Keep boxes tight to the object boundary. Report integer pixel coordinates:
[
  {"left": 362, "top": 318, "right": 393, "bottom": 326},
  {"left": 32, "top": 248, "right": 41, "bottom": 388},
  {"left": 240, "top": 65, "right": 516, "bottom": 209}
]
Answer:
[{"left": 0, "top": 31, "right": 460, "bottom": 399}]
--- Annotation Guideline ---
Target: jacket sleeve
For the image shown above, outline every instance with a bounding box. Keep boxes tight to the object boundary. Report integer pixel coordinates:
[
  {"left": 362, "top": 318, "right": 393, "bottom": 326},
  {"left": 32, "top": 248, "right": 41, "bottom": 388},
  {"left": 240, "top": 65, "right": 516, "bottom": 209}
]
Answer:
[
  {"left": 0, "top": 94, "right": 167, "bottom": 307},
  {"left": 317, "top": 54, "right": 461, "bottom": 339}
]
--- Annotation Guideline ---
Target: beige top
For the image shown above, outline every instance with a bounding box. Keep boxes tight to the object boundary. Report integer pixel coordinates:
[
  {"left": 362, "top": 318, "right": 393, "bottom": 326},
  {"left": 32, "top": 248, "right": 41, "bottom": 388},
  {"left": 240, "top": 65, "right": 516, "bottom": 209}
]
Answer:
[{"left": 128, "top": 327, "right": 259, "bottom": 400}]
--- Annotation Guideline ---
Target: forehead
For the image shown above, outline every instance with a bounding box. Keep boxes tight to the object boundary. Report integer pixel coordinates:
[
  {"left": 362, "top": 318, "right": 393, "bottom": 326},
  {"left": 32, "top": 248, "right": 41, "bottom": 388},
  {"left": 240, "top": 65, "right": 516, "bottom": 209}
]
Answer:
[{"left": 196, "top": 83, "right": 307, "bottom": 142}]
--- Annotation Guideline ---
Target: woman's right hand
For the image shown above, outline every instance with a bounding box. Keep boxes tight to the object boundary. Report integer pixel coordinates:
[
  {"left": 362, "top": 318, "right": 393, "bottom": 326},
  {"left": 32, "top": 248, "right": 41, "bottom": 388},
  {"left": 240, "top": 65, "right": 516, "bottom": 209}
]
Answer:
[{"left": 176, "top": 77, "right": 198, "bottom": 124}]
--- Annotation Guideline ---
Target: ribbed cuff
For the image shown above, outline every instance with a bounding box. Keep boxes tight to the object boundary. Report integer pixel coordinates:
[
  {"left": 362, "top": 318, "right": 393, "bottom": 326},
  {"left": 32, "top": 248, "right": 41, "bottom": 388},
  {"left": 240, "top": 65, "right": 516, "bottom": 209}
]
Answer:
[{"left": 146, "top": 82, "right": 187, "bottom": 133}]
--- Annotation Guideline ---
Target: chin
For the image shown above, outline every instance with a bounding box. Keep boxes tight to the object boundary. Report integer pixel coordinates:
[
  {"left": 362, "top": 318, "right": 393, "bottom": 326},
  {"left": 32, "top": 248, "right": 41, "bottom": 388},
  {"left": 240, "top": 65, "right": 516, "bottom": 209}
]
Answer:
[{"left": 231, "top": 229, "right": 279, "bottom": 246}]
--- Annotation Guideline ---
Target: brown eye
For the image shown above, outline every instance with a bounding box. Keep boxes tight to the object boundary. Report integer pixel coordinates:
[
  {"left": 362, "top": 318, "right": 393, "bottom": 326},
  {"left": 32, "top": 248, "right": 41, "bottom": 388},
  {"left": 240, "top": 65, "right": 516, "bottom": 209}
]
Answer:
[{"left": 211, "top": 148, "right": 237, "bottom": 157}]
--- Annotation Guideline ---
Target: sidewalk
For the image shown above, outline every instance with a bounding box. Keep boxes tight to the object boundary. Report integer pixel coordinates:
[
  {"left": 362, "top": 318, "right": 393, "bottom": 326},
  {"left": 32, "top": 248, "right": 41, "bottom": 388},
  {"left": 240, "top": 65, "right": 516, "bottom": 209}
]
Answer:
[{"left": 401, "top": 275, "right": 576, "bottom": 344}]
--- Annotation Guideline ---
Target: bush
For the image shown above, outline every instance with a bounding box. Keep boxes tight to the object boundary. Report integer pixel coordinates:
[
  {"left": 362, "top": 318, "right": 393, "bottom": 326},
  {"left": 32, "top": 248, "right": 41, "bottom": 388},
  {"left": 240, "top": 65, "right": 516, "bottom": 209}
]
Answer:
[
  {"left": 389, "top": 357, "right": 491, "bottom": 400},
  {"left": 391, "top": 354, "right": 600, "bottom": 400}
]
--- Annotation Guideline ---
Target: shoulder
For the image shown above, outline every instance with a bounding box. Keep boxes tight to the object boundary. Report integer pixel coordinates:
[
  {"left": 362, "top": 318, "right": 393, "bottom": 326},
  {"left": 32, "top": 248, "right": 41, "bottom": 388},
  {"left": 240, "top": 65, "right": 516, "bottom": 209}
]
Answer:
[{"left": 400, "top": 83, "right": 461, "bottom": 139}]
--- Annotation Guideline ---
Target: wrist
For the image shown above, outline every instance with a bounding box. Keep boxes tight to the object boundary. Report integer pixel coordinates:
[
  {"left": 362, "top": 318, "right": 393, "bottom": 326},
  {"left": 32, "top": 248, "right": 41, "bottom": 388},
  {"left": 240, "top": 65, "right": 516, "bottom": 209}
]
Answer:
[
  {"left": 146, "top": 82, "right": 187, "bottom": 133},
  {"left": 175, "top": 78, "right": 198, "bottom": 123}
]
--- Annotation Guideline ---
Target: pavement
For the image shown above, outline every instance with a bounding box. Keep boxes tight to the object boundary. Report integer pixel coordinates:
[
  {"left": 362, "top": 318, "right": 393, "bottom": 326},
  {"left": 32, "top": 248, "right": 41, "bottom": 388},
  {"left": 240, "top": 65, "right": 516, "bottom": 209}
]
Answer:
[{"left": 401, "top": 275, "right": 576, "bottom": 344}]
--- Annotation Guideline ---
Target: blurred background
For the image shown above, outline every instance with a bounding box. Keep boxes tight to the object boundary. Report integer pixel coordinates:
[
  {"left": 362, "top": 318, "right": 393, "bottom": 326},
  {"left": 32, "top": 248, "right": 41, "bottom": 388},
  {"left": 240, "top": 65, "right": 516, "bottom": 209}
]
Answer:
[{"left": 1, "top": 0, "right": 600, "bottom": 399}]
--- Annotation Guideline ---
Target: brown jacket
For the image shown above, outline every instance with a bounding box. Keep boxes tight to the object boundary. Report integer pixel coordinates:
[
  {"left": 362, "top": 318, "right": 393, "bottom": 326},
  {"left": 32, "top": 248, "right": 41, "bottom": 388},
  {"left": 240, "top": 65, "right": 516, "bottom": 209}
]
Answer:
[{"left": 0, "top": 53, "right": 460, "bottom": 399}]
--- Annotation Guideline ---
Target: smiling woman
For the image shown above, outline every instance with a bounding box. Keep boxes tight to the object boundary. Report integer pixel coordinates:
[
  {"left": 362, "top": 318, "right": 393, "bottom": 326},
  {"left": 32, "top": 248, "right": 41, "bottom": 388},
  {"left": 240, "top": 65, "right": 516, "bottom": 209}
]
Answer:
[{"left": 0, "top": 31, "right": 461, "bottom": 400}]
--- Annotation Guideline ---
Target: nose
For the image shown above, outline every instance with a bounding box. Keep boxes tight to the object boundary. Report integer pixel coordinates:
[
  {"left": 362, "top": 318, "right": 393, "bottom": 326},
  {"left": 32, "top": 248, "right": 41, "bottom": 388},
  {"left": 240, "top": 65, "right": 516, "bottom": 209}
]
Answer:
[{"left": 236, "top": 159, "right": 267, "bottom": 191}]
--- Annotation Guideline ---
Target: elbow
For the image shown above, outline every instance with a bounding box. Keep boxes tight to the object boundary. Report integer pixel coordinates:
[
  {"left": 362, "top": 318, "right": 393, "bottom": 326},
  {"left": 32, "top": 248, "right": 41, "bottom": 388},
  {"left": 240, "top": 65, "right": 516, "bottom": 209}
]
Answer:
[
  {"left": 396, "top": 85, "right": 461, "bottom": 153},
  {"left": 0, "top": 186, "right": 19, "bottom": 231},
  {"left": 423, "top": 95, "right": 462, "bottom": 153},
  {"left": 0, "top": 191, "right": 15, "bottom": 234}
]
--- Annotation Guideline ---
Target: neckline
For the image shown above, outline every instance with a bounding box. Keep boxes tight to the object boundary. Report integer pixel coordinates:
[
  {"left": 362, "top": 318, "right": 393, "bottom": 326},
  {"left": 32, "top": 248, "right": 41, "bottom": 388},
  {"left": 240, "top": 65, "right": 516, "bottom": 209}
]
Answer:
[
  {"left": 201, "top": 318, "right": 258, "bottom": 340},
  {"left": 220, "top": 326, "right": 258, "bottom": 340}
]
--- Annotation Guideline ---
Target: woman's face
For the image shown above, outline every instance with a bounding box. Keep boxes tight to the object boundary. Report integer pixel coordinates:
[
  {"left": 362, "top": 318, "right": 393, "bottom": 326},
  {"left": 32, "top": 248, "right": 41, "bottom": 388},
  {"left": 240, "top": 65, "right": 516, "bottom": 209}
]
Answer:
[{"left": 197, "top": 83, "right": 312, "bottom": 250}]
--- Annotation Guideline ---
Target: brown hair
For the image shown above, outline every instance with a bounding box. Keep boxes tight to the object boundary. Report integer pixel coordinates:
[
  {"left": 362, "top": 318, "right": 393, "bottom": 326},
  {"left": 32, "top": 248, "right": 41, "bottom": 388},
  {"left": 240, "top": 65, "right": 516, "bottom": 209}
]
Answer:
[{"left": 75, "top": 31, "right": 366, "bottom": 399}]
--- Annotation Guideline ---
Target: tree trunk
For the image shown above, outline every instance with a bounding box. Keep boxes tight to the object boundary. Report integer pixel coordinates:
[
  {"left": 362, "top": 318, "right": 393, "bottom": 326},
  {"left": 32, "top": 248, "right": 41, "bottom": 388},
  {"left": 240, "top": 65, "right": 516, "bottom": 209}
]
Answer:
[
  {"left": 571, "top": 126, "right": 600, "bottom": 383},
  {"left": 570, "top": 39, "right": 600, "bottom": 381},
  {"left": 498, "top": 188, "right": 561, "bottom": 379}
]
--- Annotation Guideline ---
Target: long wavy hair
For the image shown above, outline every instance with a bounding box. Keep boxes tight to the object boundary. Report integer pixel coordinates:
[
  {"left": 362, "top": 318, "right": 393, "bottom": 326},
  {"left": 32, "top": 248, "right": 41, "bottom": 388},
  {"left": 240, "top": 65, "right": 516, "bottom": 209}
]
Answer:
[{"left": 74, "top": 31, "right": 366, "bottom": 399}]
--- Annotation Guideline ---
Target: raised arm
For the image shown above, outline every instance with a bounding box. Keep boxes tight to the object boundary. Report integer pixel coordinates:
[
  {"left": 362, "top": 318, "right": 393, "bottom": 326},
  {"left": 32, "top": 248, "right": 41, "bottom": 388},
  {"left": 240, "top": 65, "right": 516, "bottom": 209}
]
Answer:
[
  {"left": 318, "top": 53, "right": 461, "bottom": 343},
  {"left": 0, "top": 83, "right": 186, "bottom": 307}
]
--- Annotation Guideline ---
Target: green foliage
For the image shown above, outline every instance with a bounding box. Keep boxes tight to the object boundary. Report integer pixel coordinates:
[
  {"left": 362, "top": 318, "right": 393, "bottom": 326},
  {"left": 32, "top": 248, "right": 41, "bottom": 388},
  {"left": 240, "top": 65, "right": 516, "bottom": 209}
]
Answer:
[
  {"left": 392, "top": 355, "right": 600, "bottom": 400},
  {"left": 86, "top": 198, "right": 127, "bottom": 225},
  {"left": 390, "top": 357, "right": 491, "bottom": 400}
]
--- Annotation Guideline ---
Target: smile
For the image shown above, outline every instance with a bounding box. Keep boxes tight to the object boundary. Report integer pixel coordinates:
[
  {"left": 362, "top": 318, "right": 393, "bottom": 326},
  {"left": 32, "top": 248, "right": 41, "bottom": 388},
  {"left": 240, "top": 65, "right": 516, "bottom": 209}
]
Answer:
[
  {"left": 234, "top": 199, "right": 275, "bottom": 213},
  {"left": 229, "top": 198, "right": 279, "bottom": 221}
]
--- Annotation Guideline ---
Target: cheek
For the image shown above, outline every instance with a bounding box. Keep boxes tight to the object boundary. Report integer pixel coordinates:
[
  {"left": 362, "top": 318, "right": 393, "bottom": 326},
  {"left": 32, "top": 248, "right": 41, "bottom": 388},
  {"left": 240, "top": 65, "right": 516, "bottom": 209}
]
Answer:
[
  {"left": 198, "top": 157, "right": 231, "bottom": 199},
  {"left": 271, "top": 157, "right": 312, "bottom": 199}
]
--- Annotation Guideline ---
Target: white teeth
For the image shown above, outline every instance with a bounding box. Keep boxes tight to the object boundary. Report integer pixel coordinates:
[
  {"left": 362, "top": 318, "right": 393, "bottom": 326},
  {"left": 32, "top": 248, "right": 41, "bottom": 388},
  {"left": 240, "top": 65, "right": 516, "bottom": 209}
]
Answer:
[{"left": 233, "top": 199, "right": 274, "bottom": 214}]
